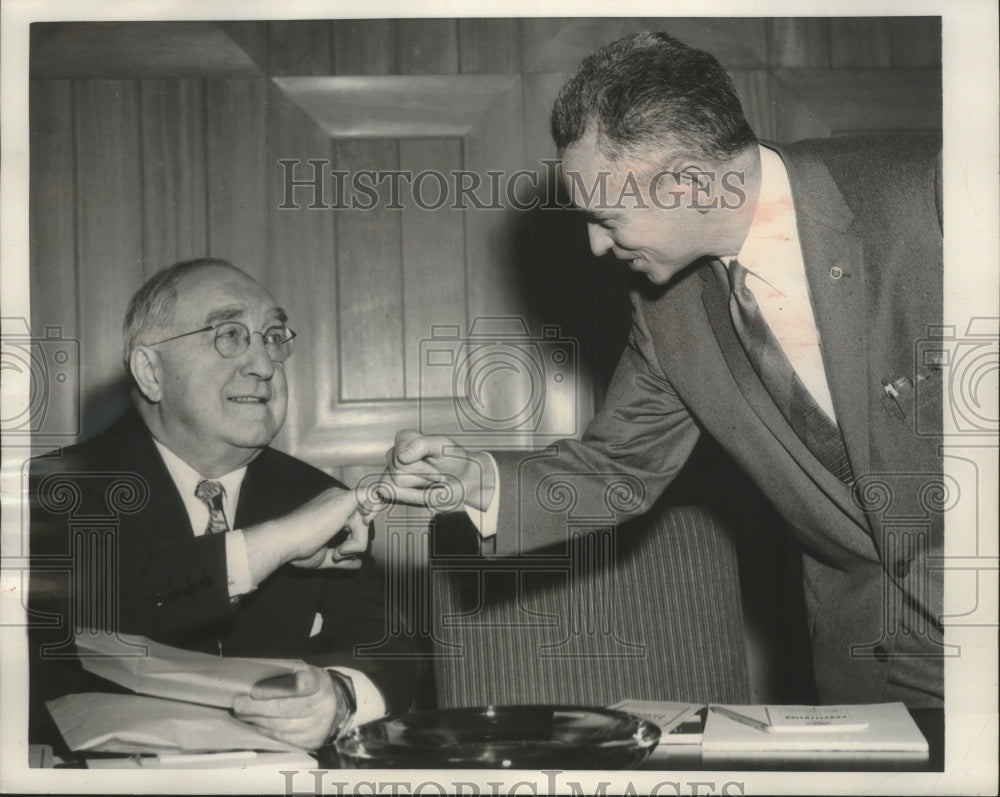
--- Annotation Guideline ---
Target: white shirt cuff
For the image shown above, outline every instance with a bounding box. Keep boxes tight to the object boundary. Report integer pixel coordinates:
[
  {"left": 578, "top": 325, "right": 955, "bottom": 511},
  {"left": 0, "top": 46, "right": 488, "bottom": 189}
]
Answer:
[
  {"left": 463, "top": 452, "right": 499, "bottom": 539},
  {"left": 329, "top": 667, "right": 387, "bottom": 733},
  {"left": 224, "top": 529, "right": 256, "bottom": 598}
]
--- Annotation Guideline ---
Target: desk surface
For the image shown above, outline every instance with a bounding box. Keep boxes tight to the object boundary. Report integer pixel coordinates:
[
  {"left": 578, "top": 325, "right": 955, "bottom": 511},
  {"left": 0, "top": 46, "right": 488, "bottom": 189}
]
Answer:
[
  {"left": 40, "top": 708, "right": 944, "bottom": 772},
  {"left": 316, "top": 708, "right": 944, "bottom": 773}
]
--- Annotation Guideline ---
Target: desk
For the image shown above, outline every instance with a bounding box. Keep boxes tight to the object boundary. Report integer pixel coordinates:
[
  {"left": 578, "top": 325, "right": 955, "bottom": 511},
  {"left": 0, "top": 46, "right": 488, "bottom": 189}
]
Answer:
[
  {"left": 310, "top": 709, "right": 944, "bottom": 772},
  {"left": 38, "top": 709, "right": 943, "bottom": 772}
]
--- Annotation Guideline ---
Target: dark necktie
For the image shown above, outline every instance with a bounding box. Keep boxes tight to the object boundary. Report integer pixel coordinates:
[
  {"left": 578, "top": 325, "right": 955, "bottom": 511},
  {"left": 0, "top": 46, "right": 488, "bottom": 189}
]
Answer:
[
  {"left": 194, "top": 479, "right": 231, "bottom": 534},
  {"left": 725, "top": 259, "right": 855, "bottom": 486}
]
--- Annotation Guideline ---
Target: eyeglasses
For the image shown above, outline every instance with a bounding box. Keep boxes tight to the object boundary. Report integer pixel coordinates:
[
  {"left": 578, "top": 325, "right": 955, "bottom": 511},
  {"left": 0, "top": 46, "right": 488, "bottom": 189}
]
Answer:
[{"left": 149, "top": 321, "right": 297, "bottom": 362}]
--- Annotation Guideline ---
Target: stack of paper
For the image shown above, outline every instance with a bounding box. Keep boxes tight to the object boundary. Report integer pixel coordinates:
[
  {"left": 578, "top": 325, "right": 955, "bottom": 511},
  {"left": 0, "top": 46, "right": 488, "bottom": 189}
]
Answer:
[
  {"left": 44, "top": 632, "right": 315, "bottom": 767},
  {"left": 46, "top": 692, "right": 302, "bottom": 756},
  {"left": 74, "top": 631, "right": 301, "bottom": 707},
  {"left": 701, "top": 702, "right": 929, "bottom": 765}
]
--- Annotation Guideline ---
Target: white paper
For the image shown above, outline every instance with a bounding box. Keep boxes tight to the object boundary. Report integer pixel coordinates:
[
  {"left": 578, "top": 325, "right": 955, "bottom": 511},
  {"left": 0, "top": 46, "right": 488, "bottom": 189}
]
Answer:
[
  {"left": 46, "top": 692, "right": 302, "bottom": 755},
  {"left": 75, "top": 632, "right": 302, "bottom": 708}
]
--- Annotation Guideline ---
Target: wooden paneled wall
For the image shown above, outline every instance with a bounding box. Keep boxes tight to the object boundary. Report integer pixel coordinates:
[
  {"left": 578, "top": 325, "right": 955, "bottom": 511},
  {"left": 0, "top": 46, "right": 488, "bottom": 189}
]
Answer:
[{"left": 30, "top": 16, "right": 942, "bottom": 468}]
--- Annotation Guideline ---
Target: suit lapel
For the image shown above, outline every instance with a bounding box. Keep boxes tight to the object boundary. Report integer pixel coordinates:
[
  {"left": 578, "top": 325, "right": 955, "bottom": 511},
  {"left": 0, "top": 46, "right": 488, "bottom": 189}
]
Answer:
[
  {"left": 110, "top": 416, "right": 194, "bottom": 544},
  {"left": 233, "top": 453, "right": 274, "bottom": 529},
  {"left": 698, "top": 259, "right": 864, "bottom": 527},
  {"left": 776, "top": 145, "right": 874, "bottom": 488}
]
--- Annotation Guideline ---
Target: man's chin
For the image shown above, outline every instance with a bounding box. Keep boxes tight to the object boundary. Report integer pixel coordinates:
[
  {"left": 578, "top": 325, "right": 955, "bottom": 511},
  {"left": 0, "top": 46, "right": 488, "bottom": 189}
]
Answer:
[
  {"left": 225, "top": 418, "right": 281, "bottom": 450},
  {"left": 641, "top": 268, "right": 676, "bottom": 286},
  {"left": 638, "top": 260, "right": 697, "bottom": 287},
  {"left": 623, "top": 259, "right": 669, "bottom": 284}
]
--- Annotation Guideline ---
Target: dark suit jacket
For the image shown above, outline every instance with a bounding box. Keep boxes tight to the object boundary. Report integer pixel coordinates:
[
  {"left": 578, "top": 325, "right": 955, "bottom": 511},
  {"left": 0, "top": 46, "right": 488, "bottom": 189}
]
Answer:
[
  {"left": 492, "top": 136, "right": 944, "bottom": 705},
  {"left": 28, "top": 412, "right": 419, "bottom": 746}
]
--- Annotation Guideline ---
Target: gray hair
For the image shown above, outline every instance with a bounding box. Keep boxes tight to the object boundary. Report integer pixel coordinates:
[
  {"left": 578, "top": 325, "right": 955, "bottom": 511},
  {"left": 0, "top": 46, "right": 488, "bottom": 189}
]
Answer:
[
  {"left": 122, "top": 257, "right": 238, "bottom": 368},
  {"left": 551, "top": 31, "right": 756, "bottom": 164}
]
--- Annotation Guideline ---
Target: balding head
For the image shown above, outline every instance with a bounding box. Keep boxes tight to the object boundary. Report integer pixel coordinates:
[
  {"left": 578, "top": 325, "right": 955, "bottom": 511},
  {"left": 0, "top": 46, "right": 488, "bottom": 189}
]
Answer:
[{"left": 122, "top": 257, "right": 251, "bottom": 368}]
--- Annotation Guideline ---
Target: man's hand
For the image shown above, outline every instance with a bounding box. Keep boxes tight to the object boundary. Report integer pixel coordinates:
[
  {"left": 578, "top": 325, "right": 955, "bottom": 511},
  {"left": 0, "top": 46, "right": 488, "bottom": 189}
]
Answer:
[
  {"left": 289, "top": 508, "right": 370, "bottom": 571},
  {"left": 243, "top": 487, "right": 370, "bottom": 585},
  {"left": 232, "top": 666, "right": 350, "bottom": 751},
  {"left": 380, "top": 429, "right": 496, "bottom": 514}
]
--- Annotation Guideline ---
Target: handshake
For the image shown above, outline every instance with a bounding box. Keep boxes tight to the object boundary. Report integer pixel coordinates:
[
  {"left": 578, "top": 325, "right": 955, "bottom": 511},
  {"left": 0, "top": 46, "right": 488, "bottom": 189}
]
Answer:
[
  {"left": 366, "top": 428, "right": 497, "bottom": 517},
  {"left": 243, "top": 429, "right": 492, "bottom": 576}
]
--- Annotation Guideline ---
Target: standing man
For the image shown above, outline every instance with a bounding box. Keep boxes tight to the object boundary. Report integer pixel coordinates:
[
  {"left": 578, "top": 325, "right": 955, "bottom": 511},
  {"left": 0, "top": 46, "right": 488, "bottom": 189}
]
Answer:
[
  {"left": 30, "top": 258, "right": 419, "bottom": 751},
  {"left": 384, "top": 32, "right": 944, "bottom": 707}
]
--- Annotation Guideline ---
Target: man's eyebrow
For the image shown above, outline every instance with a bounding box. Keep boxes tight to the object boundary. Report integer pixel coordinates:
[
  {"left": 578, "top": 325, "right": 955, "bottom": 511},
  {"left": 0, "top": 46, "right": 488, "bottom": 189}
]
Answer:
[
  {"left": 581, "top": 208, "right": 618, "bottom": 223},
  {"left": 203, "top": 306, "right": 288, "bottom": 325},
  {"left": 204, "top": 307, "right": 244, "bottom": 324}
]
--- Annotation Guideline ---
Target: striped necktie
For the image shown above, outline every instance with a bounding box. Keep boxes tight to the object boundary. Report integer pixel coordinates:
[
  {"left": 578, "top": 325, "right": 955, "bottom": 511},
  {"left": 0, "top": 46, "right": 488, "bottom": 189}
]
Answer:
[
  {"left": 194, "top": 479, "right": 231, "bottom": 534},
  {"left": 725, "top": 259, "right": 855, "bottom": 486}
]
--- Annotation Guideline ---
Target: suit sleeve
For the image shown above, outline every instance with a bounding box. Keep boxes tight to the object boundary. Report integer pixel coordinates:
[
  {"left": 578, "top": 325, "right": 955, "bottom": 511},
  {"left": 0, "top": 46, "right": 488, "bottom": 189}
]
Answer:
[
  {"left": 118, "top": 534, "right": 234, "bottom": 637},
  {"left": 492, "top": 297, "right": 701, "bottom": 555}
]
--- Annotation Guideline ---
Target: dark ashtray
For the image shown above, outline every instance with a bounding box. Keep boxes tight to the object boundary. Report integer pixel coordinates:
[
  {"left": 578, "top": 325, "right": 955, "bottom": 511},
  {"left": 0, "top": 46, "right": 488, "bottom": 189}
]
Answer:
[{"left": 334, "top": 705, "right": 661, "bottom": 770}]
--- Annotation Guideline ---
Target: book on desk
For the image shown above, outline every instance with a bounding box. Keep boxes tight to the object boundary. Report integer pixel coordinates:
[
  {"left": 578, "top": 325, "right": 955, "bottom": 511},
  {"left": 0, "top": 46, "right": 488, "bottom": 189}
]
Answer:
[
  {"left": 701, "top": 702, "right": 928, "bottom": 764},
  {"left": 611, "top": 700, "right": 929, "bottom": 767}
]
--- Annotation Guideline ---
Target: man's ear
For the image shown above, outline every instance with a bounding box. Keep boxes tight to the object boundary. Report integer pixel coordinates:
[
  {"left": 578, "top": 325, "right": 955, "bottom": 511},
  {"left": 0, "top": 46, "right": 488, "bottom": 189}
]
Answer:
[
  {"left": 129, "top": 346, "right": 163, "bottom": 403},
  {"left": 673, "top": 161, "right": 716, "bottom": 213},
  {"left": 675, "top": 161, "right": 713, "bottom": 190}
]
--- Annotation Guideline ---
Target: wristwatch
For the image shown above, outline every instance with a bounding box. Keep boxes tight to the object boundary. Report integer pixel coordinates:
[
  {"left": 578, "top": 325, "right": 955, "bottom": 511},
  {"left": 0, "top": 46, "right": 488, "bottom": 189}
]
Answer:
[{"left": 325, "top": 670, "right": 358, "bottom": 743}]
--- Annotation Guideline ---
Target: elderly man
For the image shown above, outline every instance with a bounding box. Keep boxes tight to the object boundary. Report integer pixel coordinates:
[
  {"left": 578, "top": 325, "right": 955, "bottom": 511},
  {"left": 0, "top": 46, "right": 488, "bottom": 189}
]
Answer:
[
  {"left": 384, "top": 31, "right": 944, "bottom": 707},
  {"left": 29, "top": 257, "right": 418, "bottom": 752}
]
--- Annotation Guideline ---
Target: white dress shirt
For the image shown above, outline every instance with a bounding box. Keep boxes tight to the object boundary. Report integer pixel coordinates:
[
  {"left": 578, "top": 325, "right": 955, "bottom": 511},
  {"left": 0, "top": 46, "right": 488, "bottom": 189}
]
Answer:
[{"left": 729, "top": 144, "right": 837, "bottom": 422}]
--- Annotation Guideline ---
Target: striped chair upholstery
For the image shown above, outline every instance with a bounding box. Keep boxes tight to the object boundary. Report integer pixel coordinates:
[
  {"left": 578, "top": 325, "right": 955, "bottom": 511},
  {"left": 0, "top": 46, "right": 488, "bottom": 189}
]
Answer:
[{"left": 430, "top": 505, "right": 750, "bottom": 707}]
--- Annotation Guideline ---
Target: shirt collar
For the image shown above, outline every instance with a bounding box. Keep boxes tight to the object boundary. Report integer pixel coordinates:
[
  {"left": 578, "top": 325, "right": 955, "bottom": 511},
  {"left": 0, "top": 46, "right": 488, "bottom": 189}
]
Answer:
[
  {"left": 729, "top": 144, "right": 799, "bottom": 288},
  {"left": 152, "top": 437, "right": 248, "bottom": 507}
]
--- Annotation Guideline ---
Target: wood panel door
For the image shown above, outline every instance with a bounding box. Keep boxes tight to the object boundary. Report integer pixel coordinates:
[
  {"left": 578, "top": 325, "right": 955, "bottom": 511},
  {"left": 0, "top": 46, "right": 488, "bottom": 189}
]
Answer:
[{"left": 269, "top": 73, "right": 543, "bottom": 478}]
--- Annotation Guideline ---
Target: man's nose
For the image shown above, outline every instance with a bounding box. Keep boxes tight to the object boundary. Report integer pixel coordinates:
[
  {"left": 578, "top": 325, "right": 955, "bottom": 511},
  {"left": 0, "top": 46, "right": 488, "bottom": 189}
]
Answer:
[
  {"left": 586, "top": 223, "right": 614, "bottom": 257},
  {"left": 240, "top": 333, "right": 276, "bottom": 379}
]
